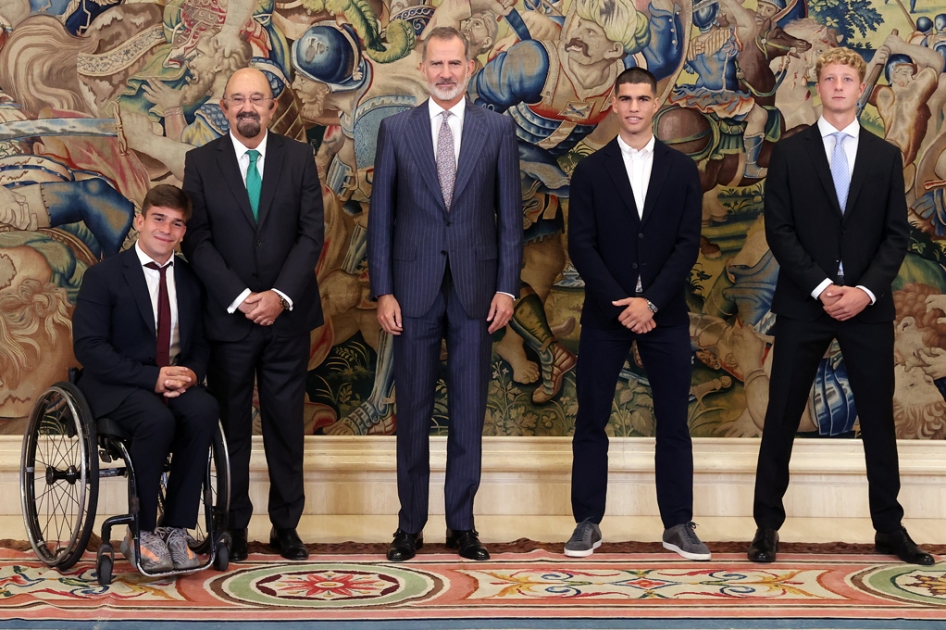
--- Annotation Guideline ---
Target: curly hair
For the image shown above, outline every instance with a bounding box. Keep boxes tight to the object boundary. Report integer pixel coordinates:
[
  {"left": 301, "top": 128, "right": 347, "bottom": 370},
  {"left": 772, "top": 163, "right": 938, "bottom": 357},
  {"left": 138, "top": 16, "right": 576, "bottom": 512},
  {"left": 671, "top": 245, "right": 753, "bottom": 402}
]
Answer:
[
  {"left": 815, "top": 47, "right": 867, "bottom": 82},
  {"left": 0, "top": 278, "right": 72, "bottom": 389},
  {"left": 894, "top": 283, "right": 946, "bottom": 349}
]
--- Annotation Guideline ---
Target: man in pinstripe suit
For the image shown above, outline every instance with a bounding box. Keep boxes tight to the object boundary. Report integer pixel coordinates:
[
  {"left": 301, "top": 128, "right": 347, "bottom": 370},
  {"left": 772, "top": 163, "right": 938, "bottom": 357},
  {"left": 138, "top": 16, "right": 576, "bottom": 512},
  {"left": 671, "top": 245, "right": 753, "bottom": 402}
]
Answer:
[{"left": 368, "top": 27, "right": 523, "bottom": 562}]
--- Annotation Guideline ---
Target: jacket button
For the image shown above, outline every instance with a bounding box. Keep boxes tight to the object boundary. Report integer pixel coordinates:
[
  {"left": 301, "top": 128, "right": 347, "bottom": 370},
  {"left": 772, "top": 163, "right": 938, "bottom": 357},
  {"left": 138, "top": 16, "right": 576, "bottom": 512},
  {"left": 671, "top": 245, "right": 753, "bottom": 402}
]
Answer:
[
  {"left": 446, "top": 221, "right": 452, "bottom": 227},
  {"left": 632, "top": 263, "right": 638, "bottom": 269},
  {"left": 441, "top": 250, "right": 447, "bottom": 255},
  {"left": 639, "top": 233, "right": 644, "bottom": 239}
]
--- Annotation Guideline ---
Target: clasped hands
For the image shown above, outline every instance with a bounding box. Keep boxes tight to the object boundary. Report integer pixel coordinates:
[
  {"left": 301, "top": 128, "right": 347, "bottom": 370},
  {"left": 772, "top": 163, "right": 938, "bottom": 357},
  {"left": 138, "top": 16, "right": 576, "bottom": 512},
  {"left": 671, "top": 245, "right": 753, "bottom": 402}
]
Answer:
[
  {"left": 613, "top": 296, "right": 655, "bottom": 334},
  {"left": 238, "top": 290, "right": 285, "bottom": 326},
  {"left": 155, "top": 366, "right": 198, "bottom": 398},
  {"left": 819, "top": 284, "right": 870, "bottom": 321}
]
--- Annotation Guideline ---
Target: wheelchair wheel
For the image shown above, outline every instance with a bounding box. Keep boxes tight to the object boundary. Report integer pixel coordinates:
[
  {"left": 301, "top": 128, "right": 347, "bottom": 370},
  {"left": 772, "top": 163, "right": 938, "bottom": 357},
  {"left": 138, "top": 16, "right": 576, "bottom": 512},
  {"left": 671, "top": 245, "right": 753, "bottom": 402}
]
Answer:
[
  {"left": 158, "top": 421, "right": 229, "bottom": 554},
  {"left": 20, "top": 383, "right": 99, "bottom": 570},
  {"left": 96, "top": 543, "right": 114, "bottom": 586}
]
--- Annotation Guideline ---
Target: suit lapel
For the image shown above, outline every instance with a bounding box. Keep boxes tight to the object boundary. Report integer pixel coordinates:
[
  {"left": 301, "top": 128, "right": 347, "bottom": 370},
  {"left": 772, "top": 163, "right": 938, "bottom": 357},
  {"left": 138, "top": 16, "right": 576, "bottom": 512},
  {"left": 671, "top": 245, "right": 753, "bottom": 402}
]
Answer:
[
  {"left": 804, "top": 125, "right": 844, "bottom": 218},
  {"left": 452, "top": 101, "right": 488, "bottom": 204},
  {"left": 257, "top": 133, "right": 284, "bottom": 228},
  {"left": 122, "top": 249, "right": 156, "bottom": 338},
  {"left": 406, "top": 102, "right": 446, "bottom": 210},
  {"left": 640, "top": 141, "right": 670, "bottom": 229},
  {"left": 173, "top": 258, "right": 192, "bottom": 354},
  {"left": 844, "top": 129, "right": 872, "bottom": 219},
  {"left": 216, "top": 136, "right": 258, "bottom": 228},
  {"left": 602, "top": 139, "right": 639, "bottom": 220}
]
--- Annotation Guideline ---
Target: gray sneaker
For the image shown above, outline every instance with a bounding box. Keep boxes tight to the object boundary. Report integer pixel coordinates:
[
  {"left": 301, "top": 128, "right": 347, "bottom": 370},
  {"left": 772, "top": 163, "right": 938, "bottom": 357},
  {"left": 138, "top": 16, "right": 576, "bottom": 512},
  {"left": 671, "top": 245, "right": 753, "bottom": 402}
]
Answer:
[
  {"left": 158, "top": 527, "right": 201, "bottom": 570},
  {"left": 564, "top": 519, "right": 603, "bottom": 557},
  {"left": 121, "top": 528, "right": 173, "bottom": 572},
  {"left": 662, "top": 521, "right": 711, "bottom": 560}
]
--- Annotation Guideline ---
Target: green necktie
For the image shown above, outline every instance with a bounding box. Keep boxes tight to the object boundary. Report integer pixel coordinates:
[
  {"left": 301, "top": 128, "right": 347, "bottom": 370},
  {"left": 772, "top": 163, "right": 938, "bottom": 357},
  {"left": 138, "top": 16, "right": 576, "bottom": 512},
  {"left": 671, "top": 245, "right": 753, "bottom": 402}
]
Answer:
[{"left": 246, "top": 149, "right": 262, "bottom": 220}]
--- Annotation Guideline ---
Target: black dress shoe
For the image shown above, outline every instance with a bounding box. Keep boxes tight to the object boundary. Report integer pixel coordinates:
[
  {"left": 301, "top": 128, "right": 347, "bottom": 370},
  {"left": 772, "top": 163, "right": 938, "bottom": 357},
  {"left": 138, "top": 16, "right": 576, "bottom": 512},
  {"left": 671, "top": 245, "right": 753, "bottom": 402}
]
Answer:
[
  {"left": 446, "top": 528, "right": 490, "bottom": 561},
  {"left": 229, "top": 528, "right": 248, "bottom": 562},
  {"left": 875, "top": 528, "right": 935, "bottom": 565},
  {"left": 387, "top": 529, "right": 423, "bottom": 562},
  {"left": 747, "top": 527, "right": 779, "bottom": 563},
  {"left": 270, "top": 527, "right": 309, "bottom": 560}
]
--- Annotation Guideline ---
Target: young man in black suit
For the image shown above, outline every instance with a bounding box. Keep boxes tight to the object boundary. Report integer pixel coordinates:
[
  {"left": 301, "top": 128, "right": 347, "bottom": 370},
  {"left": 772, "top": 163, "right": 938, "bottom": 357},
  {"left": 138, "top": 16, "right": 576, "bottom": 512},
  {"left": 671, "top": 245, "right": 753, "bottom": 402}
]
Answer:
[
  {"left": 73, "top": 185, "right": 217, "bottom": 572},
  {"left": 749, "top": 47, "right": 934, "bottom": 565},
  {"left": 182, "top": 68, "right": 324, "bottom": 562},
  {"left": 565, "top": 68, "right": 709, "bottom": 559}
]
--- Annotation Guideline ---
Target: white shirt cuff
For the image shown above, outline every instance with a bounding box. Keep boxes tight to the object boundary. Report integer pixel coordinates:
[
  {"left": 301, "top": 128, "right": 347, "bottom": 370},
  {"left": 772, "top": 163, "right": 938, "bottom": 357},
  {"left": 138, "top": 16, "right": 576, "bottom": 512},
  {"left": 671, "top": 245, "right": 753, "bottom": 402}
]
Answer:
[
  {"left": 857, "top": 285, "right": 876, "bottom": 305},
  {"left": 228, "top": 288, "right": 252, "bottom": 313},
  {"left": 811, "top": 279, "right": 832, "bottom": 300},
  {"left": 498, "top": 291, "right": 516, "bottom": 300},
  {"left": 272, "top": 288, "right": 293, "bottom": 310}
]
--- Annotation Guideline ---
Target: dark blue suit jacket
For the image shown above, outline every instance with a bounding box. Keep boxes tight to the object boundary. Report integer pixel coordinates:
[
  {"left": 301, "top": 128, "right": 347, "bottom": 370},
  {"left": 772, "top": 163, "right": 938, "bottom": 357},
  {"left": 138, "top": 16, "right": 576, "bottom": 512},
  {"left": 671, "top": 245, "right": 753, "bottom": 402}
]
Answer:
[
  {"left": 568, "top": 137, "right": 702, "bottom": 329},
  {"left": 72, "top": 247, "right": 210, "bottom": 418},
  {"left": 368, "top": 100, "right": 523, "bottom": 318}
]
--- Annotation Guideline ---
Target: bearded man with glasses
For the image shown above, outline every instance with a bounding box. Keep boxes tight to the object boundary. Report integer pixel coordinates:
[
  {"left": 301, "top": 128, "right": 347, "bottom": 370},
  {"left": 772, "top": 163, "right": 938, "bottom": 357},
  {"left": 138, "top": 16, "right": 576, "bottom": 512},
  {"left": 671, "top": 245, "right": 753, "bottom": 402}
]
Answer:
[{"left": 182, "top": 68, "right": 325, "bottom": 562}]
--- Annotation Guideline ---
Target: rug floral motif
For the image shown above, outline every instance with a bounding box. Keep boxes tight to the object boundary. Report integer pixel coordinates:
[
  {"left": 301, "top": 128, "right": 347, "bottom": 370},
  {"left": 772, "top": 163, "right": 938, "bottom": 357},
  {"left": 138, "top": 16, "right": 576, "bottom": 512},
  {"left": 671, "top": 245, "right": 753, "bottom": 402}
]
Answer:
[{"left": 1, "top": 549, "right": 945, "bottom": 622}]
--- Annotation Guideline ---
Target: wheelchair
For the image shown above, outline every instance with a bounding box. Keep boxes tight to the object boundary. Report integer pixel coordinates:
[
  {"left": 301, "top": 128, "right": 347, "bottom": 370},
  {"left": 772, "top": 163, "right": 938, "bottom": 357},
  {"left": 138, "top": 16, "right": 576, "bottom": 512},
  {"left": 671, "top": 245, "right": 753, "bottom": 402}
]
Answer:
[{"left": 20, "top": 371, "right": 232, "bottom": 585}]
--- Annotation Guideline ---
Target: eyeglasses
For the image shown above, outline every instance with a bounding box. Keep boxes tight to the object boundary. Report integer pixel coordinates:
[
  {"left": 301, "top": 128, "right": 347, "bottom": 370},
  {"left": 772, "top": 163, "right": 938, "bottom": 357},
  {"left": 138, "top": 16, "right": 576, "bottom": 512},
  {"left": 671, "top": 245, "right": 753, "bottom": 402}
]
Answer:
[{"left": 226, "top": 95, "right": 273, "bottom": 107}]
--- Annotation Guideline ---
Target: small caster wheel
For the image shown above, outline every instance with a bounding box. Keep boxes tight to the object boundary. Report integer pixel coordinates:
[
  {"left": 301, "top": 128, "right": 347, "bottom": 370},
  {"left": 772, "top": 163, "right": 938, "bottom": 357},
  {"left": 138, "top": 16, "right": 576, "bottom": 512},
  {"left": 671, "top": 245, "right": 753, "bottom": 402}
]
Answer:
[{"left": 96, "top": 544, "right": 114, "bottom": 586}]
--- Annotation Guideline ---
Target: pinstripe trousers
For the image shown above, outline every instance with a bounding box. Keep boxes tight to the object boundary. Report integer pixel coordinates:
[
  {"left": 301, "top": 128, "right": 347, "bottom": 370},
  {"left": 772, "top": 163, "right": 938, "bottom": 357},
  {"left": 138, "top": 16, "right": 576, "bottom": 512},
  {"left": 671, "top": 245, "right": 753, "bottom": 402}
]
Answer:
[{"left": 393, "top": 266, "right": 492, "bottom": 534}]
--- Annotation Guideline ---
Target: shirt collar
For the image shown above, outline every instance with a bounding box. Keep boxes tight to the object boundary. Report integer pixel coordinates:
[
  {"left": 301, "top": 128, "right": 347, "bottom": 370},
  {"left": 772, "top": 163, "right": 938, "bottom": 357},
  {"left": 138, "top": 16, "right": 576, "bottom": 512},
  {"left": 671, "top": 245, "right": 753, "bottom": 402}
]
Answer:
[
  {"left": 617, "top": 133, "right": 656, "bottom": 157},
  {"left": 229, "top": 129, "right": 269, "bottom": 159},
  {"left": 817, "top": 117, "right": 860, "bottom": 140},
  {"left": 135, "top": 241, "right": 174, "bottom": 269},
  {"left": 428, "top": 98, "right": 467, "bottom": 125}
]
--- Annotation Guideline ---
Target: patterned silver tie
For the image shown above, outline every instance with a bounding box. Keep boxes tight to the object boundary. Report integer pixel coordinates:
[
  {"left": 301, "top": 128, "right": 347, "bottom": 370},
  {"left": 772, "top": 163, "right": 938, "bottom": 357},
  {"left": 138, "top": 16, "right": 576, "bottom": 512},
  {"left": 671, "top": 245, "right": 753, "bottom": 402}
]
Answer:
[
  {"left": 436, "top": 110, "right": 456, "bottom": 210},
  {"left": 830, "top": 131, "right": 850, "bottom": 213}
]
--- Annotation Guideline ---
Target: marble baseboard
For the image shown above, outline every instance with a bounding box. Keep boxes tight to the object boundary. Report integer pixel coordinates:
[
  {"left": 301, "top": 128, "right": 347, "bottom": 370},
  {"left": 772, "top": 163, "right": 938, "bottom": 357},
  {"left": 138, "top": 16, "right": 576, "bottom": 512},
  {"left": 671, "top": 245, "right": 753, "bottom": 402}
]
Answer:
[{"left": 2, "top": 436, "right": 944, "bottom": 520}]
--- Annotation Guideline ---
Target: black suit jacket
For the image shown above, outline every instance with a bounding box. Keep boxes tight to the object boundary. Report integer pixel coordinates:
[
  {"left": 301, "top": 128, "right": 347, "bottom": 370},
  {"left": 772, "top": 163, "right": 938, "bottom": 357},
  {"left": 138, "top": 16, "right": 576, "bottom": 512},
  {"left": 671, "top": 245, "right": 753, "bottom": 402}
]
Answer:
[
  {"left": 181, "top": 132, "right": 325, "bottom": 341},
  {"left": 764, "top": 125, "right": 909, "bottom": 322},
  {"left": 72, "top": 248, "right": 210, "bottom": 418},
  {"left": 568, "top": 138, "right": 702, "bottom": 329}
]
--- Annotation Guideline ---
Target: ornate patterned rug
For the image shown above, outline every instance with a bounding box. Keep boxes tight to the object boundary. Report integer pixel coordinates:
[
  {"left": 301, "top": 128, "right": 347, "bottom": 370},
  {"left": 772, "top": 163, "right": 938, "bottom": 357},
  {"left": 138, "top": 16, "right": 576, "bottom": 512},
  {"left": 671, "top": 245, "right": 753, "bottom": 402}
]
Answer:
[{"left": 2, "top": 542, "right": 946, "bottom": 628}]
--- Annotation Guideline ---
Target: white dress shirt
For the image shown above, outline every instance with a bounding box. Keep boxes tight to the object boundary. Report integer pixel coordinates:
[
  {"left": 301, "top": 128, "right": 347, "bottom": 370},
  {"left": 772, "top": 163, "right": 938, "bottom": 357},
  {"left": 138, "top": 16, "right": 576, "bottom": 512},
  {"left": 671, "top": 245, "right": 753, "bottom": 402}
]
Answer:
[
  {"left": 617, "top": 134, "right": 655, "bottom": 293},
  {"left": 617, "top": 134, "right": 655, "bottom": 219},
  {"left": 226, "top": 131, "right": 293, "bottom": 312},
  {"left": 428, "top": 98, "right": 465, "bottom": 166},
  {"left": 135, "top": 241, "right": 181, "bottom": 364},
  {"left": 811, "top": 117, "right": 875, "bottom": 304}
]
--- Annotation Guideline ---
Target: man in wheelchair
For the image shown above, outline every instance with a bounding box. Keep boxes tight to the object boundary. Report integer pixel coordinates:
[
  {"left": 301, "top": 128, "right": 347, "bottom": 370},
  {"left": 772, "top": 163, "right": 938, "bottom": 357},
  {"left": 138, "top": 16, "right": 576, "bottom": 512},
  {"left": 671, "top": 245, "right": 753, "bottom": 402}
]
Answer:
[{"left": 72, "top": 185, "right": 218, "bottom": 572}]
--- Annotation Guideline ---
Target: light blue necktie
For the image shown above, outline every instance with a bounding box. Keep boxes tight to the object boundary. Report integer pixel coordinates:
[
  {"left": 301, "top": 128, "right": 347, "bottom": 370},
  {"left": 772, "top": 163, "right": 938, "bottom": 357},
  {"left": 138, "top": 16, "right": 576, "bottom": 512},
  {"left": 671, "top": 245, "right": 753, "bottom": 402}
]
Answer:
[
  {"left": 246, "top": 149, "right": 261, "bottom": 220},
  {"left": 830, "top": 132, "right": 850, "bottom": 213}
]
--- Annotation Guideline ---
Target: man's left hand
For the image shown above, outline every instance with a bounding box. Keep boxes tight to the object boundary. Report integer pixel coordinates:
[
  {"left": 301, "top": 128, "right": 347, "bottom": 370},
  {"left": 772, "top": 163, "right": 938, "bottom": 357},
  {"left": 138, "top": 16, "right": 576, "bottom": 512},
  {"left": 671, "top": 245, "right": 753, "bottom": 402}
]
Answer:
[
  {"left": 823, "top": 286, "right": 871, "bottom": 321},
  {"left": 246, "top": 290, "right": 285, "bottom": 326},
  {"left": 487, "top": 293, "right": 515, "bottom": 334}
]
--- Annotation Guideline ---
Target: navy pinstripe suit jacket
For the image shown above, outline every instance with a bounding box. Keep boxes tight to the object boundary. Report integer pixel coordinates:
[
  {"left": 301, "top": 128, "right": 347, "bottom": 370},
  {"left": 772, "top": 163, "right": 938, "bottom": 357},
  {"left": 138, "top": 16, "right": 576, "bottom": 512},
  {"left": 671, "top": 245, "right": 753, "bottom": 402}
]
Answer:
[{"left": 368, "top": 99, "right": 522, "bottom": 319}]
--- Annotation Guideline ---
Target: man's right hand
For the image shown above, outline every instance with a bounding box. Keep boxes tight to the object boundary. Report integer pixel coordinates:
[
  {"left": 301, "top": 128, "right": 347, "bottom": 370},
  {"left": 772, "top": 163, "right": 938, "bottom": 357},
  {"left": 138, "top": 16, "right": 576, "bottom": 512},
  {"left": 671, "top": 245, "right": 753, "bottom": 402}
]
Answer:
[
  {"left": 377, "top": 294, "right": 403, "bottom": 335},
  {"left": 819, "top": 284, "right": 843, "bottom": 307},
  {"left": 154, "top": 366, "right": 196, "bottom": 397},
  {"left": 238, "top": 292, "right": 259, "bottom": 314}
]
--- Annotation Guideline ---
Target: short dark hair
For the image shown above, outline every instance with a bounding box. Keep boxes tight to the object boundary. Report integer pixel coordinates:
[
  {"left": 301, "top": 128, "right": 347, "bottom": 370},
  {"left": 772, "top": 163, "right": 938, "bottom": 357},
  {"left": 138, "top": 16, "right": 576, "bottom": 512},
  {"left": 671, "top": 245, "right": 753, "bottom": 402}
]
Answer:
[
  {"left": 614, "top": 67, "right": 657, "bottom": 96},
  {"left": 142, "top": 184, "right": 193, "bottom": 221},
  {"left": 421, "top": 27, "right": 472, "bottom": 61}
]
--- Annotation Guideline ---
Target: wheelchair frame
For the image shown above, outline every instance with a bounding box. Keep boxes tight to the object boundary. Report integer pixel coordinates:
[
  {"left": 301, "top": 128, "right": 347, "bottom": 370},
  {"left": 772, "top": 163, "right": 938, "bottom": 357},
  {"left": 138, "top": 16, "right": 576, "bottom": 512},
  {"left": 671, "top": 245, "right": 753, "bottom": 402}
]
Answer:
[{"left": 20, "top": 378, "right": 232, "bottom": 585}]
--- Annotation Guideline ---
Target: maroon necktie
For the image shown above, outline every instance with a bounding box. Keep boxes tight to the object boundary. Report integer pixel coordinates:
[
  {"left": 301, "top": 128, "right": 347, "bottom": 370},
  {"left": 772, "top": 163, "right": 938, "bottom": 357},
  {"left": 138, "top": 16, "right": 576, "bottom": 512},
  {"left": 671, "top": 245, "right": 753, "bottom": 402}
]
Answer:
[{"left": 145, "top": 262, "right": 171, "bottom": 367}]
